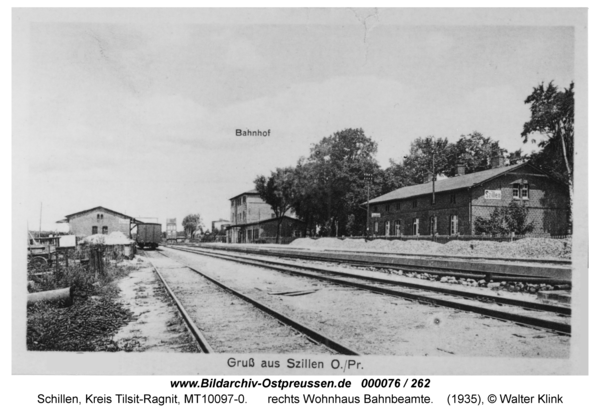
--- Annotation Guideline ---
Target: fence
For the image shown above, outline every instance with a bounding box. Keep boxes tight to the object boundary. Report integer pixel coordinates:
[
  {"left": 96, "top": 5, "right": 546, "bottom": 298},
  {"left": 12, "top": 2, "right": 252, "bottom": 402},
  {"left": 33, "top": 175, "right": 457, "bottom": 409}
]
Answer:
[
  {"left": 243, "top": 236, "right": 299, "bottom": 245},
  {"left": 337, "top": 233, "right": 571, "bottom": 244}
]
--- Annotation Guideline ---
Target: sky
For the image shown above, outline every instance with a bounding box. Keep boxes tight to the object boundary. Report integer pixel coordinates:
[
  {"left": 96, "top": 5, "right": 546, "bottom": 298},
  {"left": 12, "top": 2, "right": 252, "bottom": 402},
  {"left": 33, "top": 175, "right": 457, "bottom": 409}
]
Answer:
[{"left": 16, "top": 9, "right": 576, "bottom": 233}]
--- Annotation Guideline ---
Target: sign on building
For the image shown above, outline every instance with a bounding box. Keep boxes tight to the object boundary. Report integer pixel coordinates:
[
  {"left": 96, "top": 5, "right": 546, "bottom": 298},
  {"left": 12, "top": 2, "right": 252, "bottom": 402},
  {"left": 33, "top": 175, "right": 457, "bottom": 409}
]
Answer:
[
  {"left": 484, "top": 190, "right": 502, "bottom": 200},
  {"left": 371, "top": 213, "right": 381, "bottom": 218}
]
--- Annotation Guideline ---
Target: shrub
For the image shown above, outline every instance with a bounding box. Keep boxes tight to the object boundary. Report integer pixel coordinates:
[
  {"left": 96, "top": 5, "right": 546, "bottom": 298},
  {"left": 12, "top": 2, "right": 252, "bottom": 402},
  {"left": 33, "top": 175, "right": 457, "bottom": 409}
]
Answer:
[{"left": 474, "top": 201, "right": 535, "bottom": 236}]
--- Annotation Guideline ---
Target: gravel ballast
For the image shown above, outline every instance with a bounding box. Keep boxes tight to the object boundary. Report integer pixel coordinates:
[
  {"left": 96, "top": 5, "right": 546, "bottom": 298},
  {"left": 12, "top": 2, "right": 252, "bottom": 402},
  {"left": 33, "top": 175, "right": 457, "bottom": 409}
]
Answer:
[
  {"left": 288, "top": 237, "right": 572, "bottom": 260},
  {"left": 163, "top": 247, "right": 570, "bottom": 358}
]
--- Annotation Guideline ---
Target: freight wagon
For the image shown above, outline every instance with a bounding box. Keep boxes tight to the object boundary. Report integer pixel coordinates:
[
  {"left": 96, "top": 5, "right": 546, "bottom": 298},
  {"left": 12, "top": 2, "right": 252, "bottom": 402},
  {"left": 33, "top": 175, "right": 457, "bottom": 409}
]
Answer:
[{"left": 136, "top": 223, "right": 162, "bottom": 250}]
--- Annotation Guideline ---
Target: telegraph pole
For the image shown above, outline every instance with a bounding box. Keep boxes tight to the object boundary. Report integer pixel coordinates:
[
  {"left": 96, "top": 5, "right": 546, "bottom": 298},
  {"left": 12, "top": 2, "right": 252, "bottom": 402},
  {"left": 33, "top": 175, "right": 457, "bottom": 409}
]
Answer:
[
  {"left": 431, "top": 152, "right": 436, "bottom": 205},
  {"left": 365, "top": 173, "right": 372, "bottom": 237},
  {"left": 39, "top": 202, "right": 42, "bottom": 238}
]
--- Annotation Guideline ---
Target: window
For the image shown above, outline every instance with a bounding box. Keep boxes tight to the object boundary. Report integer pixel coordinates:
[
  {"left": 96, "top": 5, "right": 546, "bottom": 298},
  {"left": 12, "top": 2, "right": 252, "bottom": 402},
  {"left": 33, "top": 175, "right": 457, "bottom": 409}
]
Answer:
[
  {"left": 385, "top": 221, "right": 390, "bottom": 236},
  {"left": 396, "top": 203, "right": 401, "bottom": 211},
  {"left": 385, "top": 204, "right": 390, "bottom": 212},
  {"left": 512, "top": 183, "right": 529, "bottom": 199},
  {"left": 450, "top": 215, "right": 458, "bottom": 235},
  {"left": 412, "top": 218, "right": 419, "bottom": 235},
  {"left": 242, "top": 212, "right": 246, "bottom": 222},
  {"left": 96, "top": 213, "right": 103, "bottom": 219},
  {"left": 374, "top": 221, "right": 379, "bottom": 233},
  {"left": 102, "top": 226, "right": 108, "bottom": 234},
  {"left": 394, "top": 220, "right": 401, "bottom": 236},
  {"left": 92, "top": 226, "right": 98, "bottom": 234},
  {"left": 243, "top": 196, "right": 246, "bottom": 204},
  {"left": 429, "top": 216, "right": 437, "bottom": 235},
  {"left": 373, "top": 205, "right": 378, "bottom": 212},
  {"left": 512, "top": 184, "right": 520, "bottom": 198},
  {"left": 412, "top": 199, "right": 417, "bottom": 208},
  {"left": 450, "top": 194, "right": 456, "bottom": 204}
]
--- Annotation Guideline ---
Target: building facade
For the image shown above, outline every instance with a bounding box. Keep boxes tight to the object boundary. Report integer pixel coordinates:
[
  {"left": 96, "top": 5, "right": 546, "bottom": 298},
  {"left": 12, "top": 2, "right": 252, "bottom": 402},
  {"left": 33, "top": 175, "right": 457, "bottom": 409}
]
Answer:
[
  {"left": 59, "top": 206, "right": 140, "bottom": 238},
  {"left": 227, "top": 216, "right": 304, "bottom": 243},
  {"left": 229, "top": 189, "right": 275, "bottom": 226},
  {"left": 366, "top": 162, "right": 570, "bottom": 237},
  {"left": 226, "top": 189, "right": 301, "bottom": 243}
]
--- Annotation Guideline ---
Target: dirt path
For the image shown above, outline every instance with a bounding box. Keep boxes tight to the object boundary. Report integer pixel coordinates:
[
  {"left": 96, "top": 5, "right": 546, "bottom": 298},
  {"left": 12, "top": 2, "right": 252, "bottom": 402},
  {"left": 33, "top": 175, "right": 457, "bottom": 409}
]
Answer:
[
  {"left": 111, "top": 257, "right": 198, "bottom": 352},
  {"left": 145, "top": 251, "right": 333, "bottom": 354}
]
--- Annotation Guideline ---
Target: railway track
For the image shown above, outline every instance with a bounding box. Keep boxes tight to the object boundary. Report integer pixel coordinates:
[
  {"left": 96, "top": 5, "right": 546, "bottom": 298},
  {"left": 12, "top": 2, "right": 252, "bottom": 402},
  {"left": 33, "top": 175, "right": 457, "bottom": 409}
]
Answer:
[
  {"left": 165, "top": 245, "right": 571, "bottom": 335},
  {"left": 140, "top": 249, "right": 360, "bottom": 355},
  {"left": 188, "top": 243, "right": 572, "bottom": 284}
]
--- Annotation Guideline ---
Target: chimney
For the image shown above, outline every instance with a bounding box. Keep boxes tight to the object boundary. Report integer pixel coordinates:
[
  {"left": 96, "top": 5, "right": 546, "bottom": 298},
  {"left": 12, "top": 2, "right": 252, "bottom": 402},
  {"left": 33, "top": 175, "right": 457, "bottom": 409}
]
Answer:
[
  {"left": 456, "top": 163, "right": 466, "bottom": 176},
  {"left": 491, "top": 150, "right": 506, "bottom": 169}
]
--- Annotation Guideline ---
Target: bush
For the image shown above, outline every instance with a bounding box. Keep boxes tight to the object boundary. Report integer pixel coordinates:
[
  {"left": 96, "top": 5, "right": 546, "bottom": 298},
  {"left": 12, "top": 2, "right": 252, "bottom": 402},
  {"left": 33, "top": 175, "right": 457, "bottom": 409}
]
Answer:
[{"left": 474, "top": 201, "right": 535, "bottom": 236}]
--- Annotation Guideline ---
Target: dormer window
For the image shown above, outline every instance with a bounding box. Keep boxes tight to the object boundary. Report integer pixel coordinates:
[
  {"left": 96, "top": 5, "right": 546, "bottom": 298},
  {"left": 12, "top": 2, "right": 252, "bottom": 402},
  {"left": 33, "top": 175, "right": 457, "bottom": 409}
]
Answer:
[{"left": 521, "top": 184, "right": 529, "bottom": 199}]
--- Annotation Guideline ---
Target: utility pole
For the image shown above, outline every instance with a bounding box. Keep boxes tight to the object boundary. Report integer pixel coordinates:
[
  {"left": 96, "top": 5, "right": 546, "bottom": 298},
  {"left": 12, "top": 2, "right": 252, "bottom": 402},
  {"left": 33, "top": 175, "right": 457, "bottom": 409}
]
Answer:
[
  {"left": 39, "top": 202, "right": 42, "bottom": 238},
  {"left": 431, "top": 152, "right": 436, "bottom": 205},
  {"left": 365, "top": 173, "right": 372, "bottom": 237}
]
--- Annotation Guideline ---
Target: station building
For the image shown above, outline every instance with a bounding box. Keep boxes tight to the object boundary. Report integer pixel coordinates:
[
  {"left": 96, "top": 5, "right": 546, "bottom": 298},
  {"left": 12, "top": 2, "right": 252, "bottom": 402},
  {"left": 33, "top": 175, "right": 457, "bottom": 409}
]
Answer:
[
  {"left": 58, "top": 206, "right": 141, "bottom": 238},
  {"left": 366, "top": 157, "right": 570, "bottom": 237},
  {"left": 226, "top": 189, "right": 303, "bottom": 243}
]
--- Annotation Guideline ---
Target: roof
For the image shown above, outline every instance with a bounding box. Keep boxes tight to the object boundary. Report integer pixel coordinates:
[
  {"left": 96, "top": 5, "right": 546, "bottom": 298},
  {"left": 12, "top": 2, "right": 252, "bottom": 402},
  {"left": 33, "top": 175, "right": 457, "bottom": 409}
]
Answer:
[
  {"left": 367, "top": 164, "right": 525, "bottom": 205},
  {"left": 226, "top": 216, "right": 304, "bottom": 229},
  {"left": 229, "top": 189, "right": 260, "bottom": 200},
  {"left": 60, "top": 206, "right": 141, "bottom": 223}
]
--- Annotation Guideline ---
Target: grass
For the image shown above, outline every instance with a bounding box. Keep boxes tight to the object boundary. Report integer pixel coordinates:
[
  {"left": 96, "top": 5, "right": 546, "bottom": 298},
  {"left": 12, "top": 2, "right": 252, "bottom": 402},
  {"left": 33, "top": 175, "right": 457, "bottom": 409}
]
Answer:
[{"left": 27, "top": 257, "right": 136, "bottom": 352}]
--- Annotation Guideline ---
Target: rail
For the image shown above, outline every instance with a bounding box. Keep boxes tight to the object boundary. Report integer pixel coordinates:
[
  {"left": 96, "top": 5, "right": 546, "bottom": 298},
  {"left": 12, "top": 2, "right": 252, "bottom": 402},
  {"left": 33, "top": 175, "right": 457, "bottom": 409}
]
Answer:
[{"left": 167, "top": 246, "right": 571, "bottom": 335}]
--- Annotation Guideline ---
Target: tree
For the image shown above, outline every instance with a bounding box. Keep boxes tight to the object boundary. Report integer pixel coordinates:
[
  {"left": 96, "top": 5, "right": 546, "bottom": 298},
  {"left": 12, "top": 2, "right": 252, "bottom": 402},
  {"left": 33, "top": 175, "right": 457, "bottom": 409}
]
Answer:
[
  {"left": 254, "top": 167, "right": 296, "bottom": 243},
  {"left": 503, "top": 201, "right": 535, "bottom": 235},
  {"left": 383, "top": 136, "right": 449, "bottom": 202},
  {"left": 400, "top": 136, "right": 450, "bottom": 183},
  {"left": 521, "top": 81, "right": 574, "bottom": 222},
  {"left": 182, "top": 214, "right": 203, "bottom": 239},
  {"left": 299, "top": 128, "right": 383, "bottom": 237},
  {"left": 445, "top": 132, "right": 505, "bottom": 176}
]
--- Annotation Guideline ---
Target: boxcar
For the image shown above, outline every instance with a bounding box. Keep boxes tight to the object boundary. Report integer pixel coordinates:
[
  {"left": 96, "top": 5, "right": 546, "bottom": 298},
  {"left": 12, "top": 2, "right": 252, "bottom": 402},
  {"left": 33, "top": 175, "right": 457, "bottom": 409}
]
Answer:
[{"left": 136, "top": 223, "right": 162, "bottom": 249}]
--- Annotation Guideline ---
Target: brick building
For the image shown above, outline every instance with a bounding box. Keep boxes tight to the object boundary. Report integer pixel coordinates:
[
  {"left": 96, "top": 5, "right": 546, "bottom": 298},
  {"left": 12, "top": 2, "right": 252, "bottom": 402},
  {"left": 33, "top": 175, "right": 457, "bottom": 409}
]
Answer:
[
  {"left": 366, "top": 159, "right": 570, "bottom": 237},
  {"left": 58, "top": 206, "right": 141, "bottom": 238},
  {"left": 226, "top": 189, "right": 302, "bottom": 243}
]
